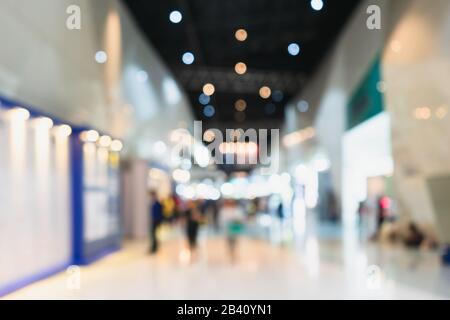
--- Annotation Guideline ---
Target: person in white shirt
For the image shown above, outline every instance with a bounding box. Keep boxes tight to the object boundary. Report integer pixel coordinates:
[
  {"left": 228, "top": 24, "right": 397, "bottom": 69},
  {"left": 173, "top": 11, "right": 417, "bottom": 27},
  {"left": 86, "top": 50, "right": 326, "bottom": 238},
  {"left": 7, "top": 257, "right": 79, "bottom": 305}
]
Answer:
[{"left": 219, "top": 199, "right": 245, "bottom": 263}]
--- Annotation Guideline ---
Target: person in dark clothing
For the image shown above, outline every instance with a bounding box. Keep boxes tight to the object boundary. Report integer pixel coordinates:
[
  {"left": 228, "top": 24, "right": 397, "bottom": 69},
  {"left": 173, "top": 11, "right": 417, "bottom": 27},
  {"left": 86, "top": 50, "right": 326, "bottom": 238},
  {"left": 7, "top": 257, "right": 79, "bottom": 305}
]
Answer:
[
  {"left": 376, "top": 196, "right": 391, "bottom": 234},
  {"left": 185, "top": 200, "right": 201, "bottom": 251},
  {"left": 404, "top": 222, "right": 425, "bottom": 248},
  {"left": 211, "top": 200, "right": 220, "bottom": 232},
  {"left": 277, "top": 201, "right": 284, "bottom": 220},
  {"left": 149, "top": 191, "right": 163, "bottom": 254}
]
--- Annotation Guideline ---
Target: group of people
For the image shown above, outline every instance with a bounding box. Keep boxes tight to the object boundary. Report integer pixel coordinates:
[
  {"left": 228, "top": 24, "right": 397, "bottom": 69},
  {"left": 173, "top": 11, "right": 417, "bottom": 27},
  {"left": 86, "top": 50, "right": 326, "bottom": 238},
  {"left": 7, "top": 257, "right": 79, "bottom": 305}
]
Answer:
[{"left": 148, "top": 191, "right": 246, "bottom": 262}]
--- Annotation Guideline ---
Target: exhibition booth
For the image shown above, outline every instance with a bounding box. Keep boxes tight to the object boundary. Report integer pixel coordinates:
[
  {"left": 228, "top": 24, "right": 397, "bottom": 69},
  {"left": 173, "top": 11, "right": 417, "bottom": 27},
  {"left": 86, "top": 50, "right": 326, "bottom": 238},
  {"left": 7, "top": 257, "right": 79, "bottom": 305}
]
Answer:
[{"left": 0, "top": 96, "right": 122, "bottom": 295}]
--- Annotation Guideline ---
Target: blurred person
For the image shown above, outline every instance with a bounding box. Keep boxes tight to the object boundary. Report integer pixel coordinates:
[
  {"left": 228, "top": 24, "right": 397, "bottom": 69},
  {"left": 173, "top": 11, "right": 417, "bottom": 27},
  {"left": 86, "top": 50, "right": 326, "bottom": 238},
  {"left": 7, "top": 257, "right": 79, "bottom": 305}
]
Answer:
[
  {"left": 277, "top": 200, "right": 284, "bottom": 221},
  {"left": 376, "top": 196, "right": 391, "bottom": 236},
  {"left": 358, "top": 200, "right": 369, "bottom": 239},
  {"left": 210, "top": 200, "right": 220, "bottom": 232},
  {"left": 149, "top": 191, "right": 164, "bottom": 254},
  {"left": 185, "top": 200, "right": 202, "bottom": 253},
  {"left": 248, "top": 198, "right": 258, "bottom": 217},
  {"left": 162, "top": 195, "right": 176, "bottom": 222},
  {"left": 220, "top": 199, "right": 245, "bottom": 263},
  {"left": 404, "top": 222, "right": 425, "bottom": 248},
  {"left": 327, "top": 190, "right": 339, "bottom": 222}
]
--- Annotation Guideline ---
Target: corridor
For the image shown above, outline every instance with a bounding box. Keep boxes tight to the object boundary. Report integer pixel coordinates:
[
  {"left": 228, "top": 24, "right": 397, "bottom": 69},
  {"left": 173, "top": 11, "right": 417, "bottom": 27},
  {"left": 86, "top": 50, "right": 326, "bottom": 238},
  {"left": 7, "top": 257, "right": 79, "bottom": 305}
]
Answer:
[{"left": 5, "top": 229, "right": 450, "bottom": 300}]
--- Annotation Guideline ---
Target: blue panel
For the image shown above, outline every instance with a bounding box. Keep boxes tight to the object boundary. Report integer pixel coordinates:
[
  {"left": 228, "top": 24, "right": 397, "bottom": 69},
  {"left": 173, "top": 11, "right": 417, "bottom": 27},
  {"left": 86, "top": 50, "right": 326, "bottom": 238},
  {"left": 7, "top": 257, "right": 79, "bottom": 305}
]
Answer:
[
  {"left": 443, "top": 246, "right": 450, "bottom": 265},
  {"left": 70, "top": 128, "right": 121, "bottom": 265},
  {"left": 0, "top": 263, "right": 70, "bottom": 297},
  {"left": 70, "top": 128, "right": 85, "bottom": 265}
]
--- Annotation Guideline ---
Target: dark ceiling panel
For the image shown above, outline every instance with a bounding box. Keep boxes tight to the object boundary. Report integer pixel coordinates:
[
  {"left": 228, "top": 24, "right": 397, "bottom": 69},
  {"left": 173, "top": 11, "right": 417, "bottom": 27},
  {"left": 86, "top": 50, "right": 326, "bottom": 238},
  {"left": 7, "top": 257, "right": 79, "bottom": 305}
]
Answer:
[{"left": 122, "top": 0, "right": 361, "bottom": 130}]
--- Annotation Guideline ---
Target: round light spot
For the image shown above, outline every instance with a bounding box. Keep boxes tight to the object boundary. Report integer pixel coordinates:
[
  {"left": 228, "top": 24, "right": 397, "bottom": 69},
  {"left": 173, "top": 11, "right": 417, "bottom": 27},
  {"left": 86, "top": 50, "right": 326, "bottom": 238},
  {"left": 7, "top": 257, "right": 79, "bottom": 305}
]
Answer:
[
  {"left": 203, "top": 83, "right": 215, "bottom": 96},
  {"left": 235, "top": 62, "right": 247, "bottom": 75},
  {"left": 272, "top": 90, "right": 284, "bottom": 102},
  {"left": 288, "top": 43, "right": 300, "bottom": 56},
  {"left": 203, "top": 105, "right": 215, "bottom": 118},
  {"left": 414, "top": 106, "right": 431, "bottom": 120},
  {"left": 259, "top": 86, "right": 271, "bottom": 99},
  {"left": 111, "top": 140, "right": 123, "bottom": 152},
  {"left": 99, "top": 135, "right": 112, "bottom": 148},
  {"left": 95, "top": 51, "right": 108, "bottom": 64},
  {"left": 203, "top": 129, "right": 216, "bottom": 142},
  {"left": 182, "top": 52, "right": 195, "bottom": 65},
  {"left": 436, "top": 105, "right": 448, "bottom": 119},
  {"left": 391, "top": 40, "right": 402, "bottom": 53},
  {"left": 57, "top": 125, "right": 72, "bottom": 137},
  {"left": 235, "top": 99, "right": 247, "bottom": 112},
  {"left": 169, "top": 10, "right": 182, "bottom": 24},
  {"left": 80, "top": 130, "right": 99, "bottom": 143},
  {"left": 199, "top": 93, "right": 210, "bottom": 105},
  {"left": 235, "top": 29, "right": 248, "bottom": 42},
  {"left": 311, "top": 0, "right": 324, "bottom": 11}
]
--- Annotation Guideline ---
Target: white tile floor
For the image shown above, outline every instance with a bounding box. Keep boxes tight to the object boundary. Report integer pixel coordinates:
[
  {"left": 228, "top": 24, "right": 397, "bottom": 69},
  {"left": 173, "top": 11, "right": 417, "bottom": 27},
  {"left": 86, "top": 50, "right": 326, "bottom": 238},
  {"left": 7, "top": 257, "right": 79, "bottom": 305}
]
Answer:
[{"left": 3, "top": 224, "right": 450, "bottom": 300}]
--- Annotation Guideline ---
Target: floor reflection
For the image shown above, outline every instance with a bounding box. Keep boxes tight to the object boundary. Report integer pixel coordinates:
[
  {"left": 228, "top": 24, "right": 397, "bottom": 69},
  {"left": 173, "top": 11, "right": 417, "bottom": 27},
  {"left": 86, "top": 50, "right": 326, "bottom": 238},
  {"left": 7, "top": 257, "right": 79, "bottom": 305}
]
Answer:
[{"left": 4, "top": 217, "right": 450, "bottom": 299}]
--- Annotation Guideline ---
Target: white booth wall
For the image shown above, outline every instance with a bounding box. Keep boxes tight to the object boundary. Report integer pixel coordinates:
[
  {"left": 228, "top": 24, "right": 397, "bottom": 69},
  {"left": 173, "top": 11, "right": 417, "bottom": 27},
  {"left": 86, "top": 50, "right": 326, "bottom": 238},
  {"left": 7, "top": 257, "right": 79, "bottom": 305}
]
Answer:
[{"left": 0, "top": 110, "right": 71, "bottom": 289}]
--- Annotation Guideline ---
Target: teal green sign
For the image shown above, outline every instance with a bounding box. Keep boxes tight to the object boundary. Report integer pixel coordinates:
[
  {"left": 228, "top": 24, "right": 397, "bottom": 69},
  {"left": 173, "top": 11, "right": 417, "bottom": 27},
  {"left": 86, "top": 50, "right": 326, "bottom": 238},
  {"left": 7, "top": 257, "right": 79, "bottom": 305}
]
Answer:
[{"left": 347, "top": 57, "right": 384, "bottom": 130}]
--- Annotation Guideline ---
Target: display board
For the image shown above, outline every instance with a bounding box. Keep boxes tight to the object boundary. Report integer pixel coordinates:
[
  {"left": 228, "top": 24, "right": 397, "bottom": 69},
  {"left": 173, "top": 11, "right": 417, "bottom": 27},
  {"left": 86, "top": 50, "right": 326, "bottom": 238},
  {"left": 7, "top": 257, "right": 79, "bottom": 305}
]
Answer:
[
  {"left": 71, "top": 129, "right": 122, "bottom": 265},
  {"left": 0, "top": 102, "right": 72, "bottom": 295},
  {"left": 347, "top": 56, "right": 385, "bottom": 130}
]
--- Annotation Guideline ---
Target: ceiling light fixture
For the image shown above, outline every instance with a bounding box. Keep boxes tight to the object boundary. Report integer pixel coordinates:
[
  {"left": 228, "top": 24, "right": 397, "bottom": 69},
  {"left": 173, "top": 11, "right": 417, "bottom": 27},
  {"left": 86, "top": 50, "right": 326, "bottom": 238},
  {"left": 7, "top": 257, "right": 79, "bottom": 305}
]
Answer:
[
  {"left": 182, "top": 52, "right": 195, "bottom": 65},
  {"left": 235, "top": 29, "right": 248, "bottom": 41},
  {"left": 169, "top": 11, "right": 182, "bottom": 23},
  {"left": 311, "top": 0, "right": 324, "bottom": 11},
  {"left": 203, "top": 83, "right": 215, "bottom": 96},
  {"left": 234, "top": 62, "right": 247, "bottom": 75},
  {"left": 259, "top": 86, "right": 271, "bottom": 99},
  {"left": 235, "top": 99, "right": 247, "bottom": 111}
]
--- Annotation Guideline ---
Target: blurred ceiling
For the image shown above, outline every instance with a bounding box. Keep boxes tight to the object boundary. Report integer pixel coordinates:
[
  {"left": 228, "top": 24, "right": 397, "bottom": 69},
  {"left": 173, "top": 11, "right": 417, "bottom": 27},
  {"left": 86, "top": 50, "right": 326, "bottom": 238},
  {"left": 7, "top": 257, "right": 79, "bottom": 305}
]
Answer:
[{"left": 122, "top": 0, "right": 361, "bottom": 131}]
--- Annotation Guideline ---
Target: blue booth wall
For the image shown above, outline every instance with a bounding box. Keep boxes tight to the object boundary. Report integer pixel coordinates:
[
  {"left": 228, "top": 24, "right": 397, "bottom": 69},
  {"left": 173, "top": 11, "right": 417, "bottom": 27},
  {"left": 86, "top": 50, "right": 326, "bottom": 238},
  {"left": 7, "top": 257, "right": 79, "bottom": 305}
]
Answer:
[
  {"left": 71, "top": 127, "right": 122, "bottom": 265},
  {"left": 0, "top": 96, "right": 122, "bottom": 296}
]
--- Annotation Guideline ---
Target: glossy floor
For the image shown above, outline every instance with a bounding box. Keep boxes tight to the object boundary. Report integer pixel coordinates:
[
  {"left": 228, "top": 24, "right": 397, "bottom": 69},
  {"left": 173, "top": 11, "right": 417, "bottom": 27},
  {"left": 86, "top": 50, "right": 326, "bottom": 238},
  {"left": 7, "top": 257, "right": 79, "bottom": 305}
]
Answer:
[{"left": 4, "top": 224, "right": 450, "bottom": 300}]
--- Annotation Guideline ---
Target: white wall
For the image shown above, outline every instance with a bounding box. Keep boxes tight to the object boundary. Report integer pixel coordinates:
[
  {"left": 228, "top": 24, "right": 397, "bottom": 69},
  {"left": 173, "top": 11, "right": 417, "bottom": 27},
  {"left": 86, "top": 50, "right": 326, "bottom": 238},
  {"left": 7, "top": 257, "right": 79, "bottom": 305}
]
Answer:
[
  {"left": 0, "top": 110, "right": 71, "bottom": 289},
  {"left": 342, "top": 112, "right": 393, "bottom": 223},
  {"left": 382, "top": 0, "right": 450, "bottom": 239},
  {"left": 283, "top": 0, "right": 391, "bottom": 216},
  {"left": 0, "top": 0, "right": 194, "bottom": 158},
  {"left": 283, "top": 0, "right": 450, "bottom": 239}
]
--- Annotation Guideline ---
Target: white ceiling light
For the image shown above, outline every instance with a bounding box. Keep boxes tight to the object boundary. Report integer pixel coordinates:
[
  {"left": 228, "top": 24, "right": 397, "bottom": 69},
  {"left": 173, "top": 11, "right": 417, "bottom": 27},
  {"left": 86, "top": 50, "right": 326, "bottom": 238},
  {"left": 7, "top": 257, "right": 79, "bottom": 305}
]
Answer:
[
  {"left": 288, "top": 43, "right": 300, "bottom": 56},
  {"left": 182, "top": 52, "right": 195, "bottom": 65},
  {"left": 169, "top": 11, "right": 182, "bottom": 23},
  {"left": 311, "top": 0, "right": 324, "bottom": 11},
  {"left": 95, "top": 51, "right": 108, "bottom": 64}
]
